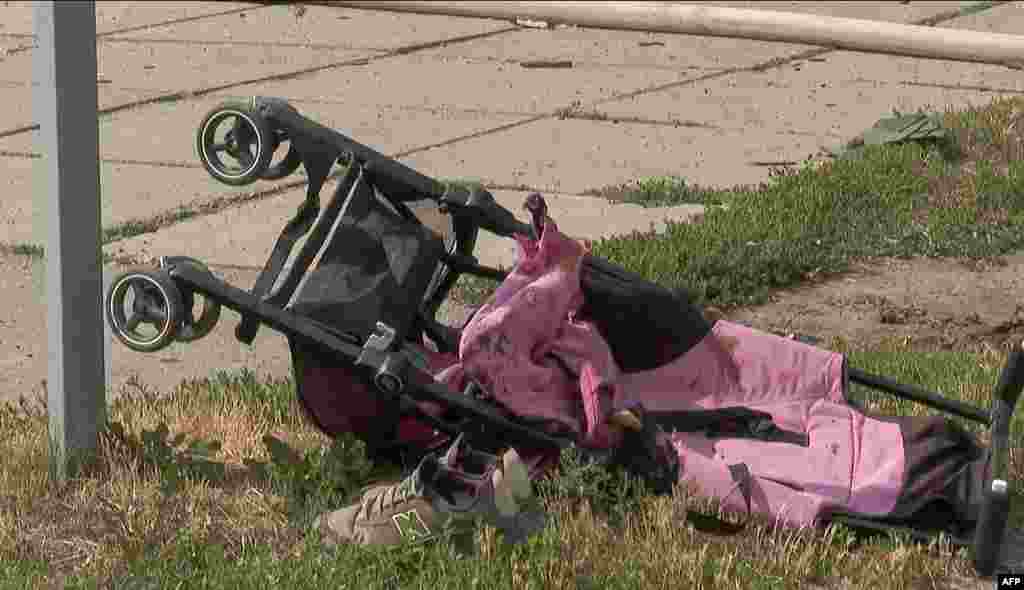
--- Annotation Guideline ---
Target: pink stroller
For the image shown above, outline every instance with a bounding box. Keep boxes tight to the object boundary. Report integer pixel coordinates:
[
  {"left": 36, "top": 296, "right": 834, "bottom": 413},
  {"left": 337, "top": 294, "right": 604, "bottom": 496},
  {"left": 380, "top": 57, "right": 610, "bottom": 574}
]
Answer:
[{"left": 105, "top": 97, "right": 1020, "bottom": 577}]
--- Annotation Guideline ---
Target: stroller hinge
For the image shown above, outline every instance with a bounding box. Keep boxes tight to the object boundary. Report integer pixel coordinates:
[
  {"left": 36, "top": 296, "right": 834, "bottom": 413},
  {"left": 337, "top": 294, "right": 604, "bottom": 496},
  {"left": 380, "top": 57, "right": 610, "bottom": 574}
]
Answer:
[
  {"left": 357, "top": 322, "right": 410, "bottom": 397},
  {"left": 440, "top": 252, "right": 479, "bottom": 272}
]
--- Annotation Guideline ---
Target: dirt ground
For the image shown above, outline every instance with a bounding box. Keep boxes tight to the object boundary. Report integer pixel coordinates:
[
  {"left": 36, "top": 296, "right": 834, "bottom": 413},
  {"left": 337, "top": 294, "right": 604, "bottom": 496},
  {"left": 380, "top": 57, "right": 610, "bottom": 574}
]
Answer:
[{"left": 723, "top": 252, "right": 1024, "bottom": 354}]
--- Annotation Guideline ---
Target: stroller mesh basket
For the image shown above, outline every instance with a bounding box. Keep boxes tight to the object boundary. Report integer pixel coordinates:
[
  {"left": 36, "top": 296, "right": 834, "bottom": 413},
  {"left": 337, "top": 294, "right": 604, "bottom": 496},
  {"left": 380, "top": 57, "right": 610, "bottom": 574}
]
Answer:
[{"left": 279, "top": 164, "right": 457, "bottom": 461}]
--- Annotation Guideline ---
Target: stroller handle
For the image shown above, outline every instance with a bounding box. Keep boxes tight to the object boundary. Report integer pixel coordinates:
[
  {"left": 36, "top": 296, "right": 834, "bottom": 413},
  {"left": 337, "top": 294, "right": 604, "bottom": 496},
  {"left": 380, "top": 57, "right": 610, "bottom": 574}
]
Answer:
[
  {"left": 252, "top": 96, "right": 536, "bottom": 240},
  {"left": 251, "top": 96, "right": 447, "bottom": 201}
]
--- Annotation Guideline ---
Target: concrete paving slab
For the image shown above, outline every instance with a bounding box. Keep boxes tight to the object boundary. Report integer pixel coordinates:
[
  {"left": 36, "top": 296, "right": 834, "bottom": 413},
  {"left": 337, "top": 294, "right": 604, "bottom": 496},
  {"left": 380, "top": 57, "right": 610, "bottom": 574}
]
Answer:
[
  {"left": 0, "top": 1, "right": 259, "bottom": 37},
  {"left": 400, "top": 118, "right": 823, "bottom": 193},
  {"left": 243, "top": 51, "right": 688, "bottom": 116},
  {"left": 415, "top": 25, "right": 807, "bottom": 73},
  {"left": 0, "top": 155, "right": 278, "bottom": 248},
  {"left": 0, "top": 37, "right": 27, "bottom": 54},
  {"left": 596, "top": 71, "right": 1021, "bottom": 157},
  {"left": 414, "top": 1, "right": 958, "bottom": 72},
  {"left": 939, "top": 0, "right": 1024, "bottom": 34},
  {"left": 705, "top": 1, "right": 966, "bottom": 20},
  {"left": 0, "top": 41, "right": 370, "bottom": 133},
  {"left": 105, "top": 3, "right": 510, "bottom": 50},
  {"left": 0, "top": 83, "right": 161, "bottom": 136},
  {"left": 806, "top": 1, "right": 1024, "bottom": 91},
  {"left": 0, "top": 39, "right": 370, "bottom": 87},
  {"left": 586, "top": 2, "right": 1024, "bottom": 172},
  {"left": 2, "top": 94, "right": 524, "bottom": 166},
  {"left": 99, "top": 182, "right": 704, "bottom": 271}
]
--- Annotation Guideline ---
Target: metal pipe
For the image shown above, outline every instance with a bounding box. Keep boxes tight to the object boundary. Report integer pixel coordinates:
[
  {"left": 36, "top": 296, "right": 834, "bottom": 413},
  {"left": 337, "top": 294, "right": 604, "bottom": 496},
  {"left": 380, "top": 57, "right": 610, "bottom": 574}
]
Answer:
[
  {"left": 848, "top": 368, "right": 991, "bottom": 425},
  {"left": 330, "top": 1, "right": 1024, "bottom": 68}
]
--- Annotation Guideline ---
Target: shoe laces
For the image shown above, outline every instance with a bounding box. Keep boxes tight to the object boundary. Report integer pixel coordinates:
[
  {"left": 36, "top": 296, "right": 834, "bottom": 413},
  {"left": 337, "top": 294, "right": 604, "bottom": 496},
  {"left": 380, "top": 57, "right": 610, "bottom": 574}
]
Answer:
[{"left": 363, "top": 475, "right": 419, "bottom": 517}]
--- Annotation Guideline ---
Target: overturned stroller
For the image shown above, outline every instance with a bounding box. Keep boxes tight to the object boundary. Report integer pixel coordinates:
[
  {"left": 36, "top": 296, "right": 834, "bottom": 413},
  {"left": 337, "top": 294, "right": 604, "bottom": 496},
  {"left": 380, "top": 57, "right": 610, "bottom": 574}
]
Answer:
[{"left": 105, "top": 97, "right": 1021, "bottom": 576}]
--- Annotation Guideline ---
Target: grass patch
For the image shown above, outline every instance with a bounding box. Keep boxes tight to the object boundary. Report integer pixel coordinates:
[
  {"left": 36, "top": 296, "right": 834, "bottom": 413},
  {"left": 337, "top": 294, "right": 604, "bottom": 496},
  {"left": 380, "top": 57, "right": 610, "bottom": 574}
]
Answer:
[
  {"left": 0, "top": 242, "right": 121, "bottom": 265},
  {"left": 453, "top": 97, "right": 1024, "bottom": 308},
  {"left": 1, "top": 343, "right": 1013, "bottom": 588},
  {"left": 583, "top": 175, "right": 728, "bottom": 207}
]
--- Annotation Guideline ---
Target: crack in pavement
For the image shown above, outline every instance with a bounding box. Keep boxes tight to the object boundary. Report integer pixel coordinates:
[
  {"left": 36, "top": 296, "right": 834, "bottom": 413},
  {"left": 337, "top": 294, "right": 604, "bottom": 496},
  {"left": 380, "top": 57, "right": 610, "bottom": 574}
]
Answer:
[
  {"left": 0, "top": 25, "right": 520, "bottom": 139},
  {"left": 191, "top": 93, "right": 846, "bottom": 138},
  {"left": 0, "top": 150, "right": 198, "bottom": 168},
  {"left": 585, "top": 0, "right": 1015, "bottom": 111},
  {"left": 899, "top": 80, "right": 1024, "bottom": 96},
  {"left": 552, "top": 111, "right": 846, "bottom": 139},
  {"left": 86, "top": 35, "right": 397, "bottom": 53},
  {"left": 1, "top": 4, "right": 268, "bottom": 55}
]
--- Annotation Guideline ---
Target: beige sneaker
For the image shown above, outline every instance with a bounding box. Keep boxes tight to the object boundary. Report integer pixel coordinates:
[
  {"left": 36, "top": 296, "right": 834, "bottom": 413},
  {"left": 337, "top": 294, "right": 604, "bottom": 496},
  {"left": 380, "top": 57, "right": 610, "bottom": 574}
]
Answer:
[{"left": 314, "top": 435, "right": 534, "bottom": 546}]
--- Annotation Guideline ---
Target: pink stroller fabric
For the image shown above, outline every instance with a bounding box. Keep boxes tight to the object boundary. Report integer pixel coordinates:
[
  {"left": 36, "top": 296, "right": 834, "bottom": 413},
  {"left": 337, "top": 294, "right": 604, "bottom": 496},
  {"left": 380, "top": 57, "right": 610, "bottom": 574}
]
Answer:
[{"left": 435, "top": 209, "right": 907, "bottom": 529}]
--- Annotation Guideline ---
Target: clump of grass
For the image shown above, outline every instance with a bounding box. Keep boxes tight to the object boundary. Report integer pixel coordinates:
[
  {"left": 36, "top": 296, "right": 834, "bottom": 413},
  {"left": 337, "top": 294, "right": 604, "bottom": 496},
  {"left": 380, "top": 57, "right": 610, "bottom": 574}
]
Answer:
[
  {"left": 0, "top": 243, "right": 45, "bottom": 258},
  {"left": 0, "top": 370, "right": 385, "bottom": 587},
  {"left": 584, "top": 175, "right": 727, "bottom": 207},
  {"left": 454, "top": 97, "right": 1024, "bottom": 309}
]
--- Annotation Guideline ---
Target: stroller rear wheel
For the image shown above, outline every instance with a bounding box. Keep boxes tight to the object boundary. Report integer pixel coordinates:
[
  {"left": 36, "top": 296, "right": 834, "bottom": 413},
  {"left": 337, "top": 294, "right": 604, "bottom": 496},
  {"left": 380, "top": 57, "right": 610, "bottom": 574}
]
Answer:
[
  {"left": 106, "top": 269, "right": 184, "bottom": 353},
  {"left": 196, "top": 100, "right": 275, "bottom": 186}
]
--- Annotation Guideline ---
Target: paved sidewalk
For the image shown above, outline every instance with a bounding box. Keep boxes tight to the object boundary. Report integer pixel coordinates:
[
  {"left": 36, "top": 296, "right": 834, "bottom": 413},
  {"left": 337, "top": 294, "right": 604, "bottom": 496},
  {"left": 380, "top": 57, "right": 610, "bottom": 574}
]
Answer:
[{"left": 2, "top": 1, "right": 1022, "bottom": 402}]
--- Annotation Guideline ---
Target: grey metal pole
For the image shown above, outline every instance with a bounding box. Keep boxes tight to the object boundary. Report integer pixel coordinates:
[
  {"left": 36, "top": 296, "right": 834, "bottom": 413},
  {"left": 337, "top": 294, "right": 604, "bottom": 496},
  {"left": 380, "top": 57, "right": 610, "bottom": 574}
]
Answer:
[{"left": 34, "top": 0, "right": 106, "bottom": 482}]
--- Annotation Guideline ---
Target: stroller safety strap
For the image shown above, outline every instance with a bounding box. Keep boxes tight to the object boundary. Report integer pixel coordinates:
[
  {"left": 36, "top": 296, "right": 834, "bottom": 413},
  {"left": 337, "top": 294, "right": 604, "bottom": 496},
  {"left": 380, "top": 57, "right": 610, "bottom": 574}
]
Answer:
[{"left": 648, "top": 406, "right": 810, "bottom": 447}]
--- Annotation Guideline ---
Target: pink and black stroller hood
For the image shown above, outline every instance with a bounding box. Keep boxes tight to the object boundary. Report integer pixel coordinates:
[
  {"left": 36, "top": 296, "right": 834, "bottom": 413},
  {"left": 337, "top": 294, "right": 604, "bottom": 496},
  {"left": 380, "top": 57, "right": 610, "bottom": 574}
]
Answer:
[{"left": 104, "top": 96, "right": 1021, "bottom": 577}]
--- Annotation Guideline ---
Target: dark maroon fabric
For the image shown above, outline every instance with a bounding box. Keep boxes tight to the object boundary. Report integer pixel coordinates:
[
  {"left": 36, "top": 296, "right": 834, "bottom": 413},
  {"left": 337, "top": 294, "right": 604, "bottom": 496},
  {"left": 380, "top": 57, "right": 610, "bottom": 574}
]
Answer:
[{"left": 873, "top": 415, "right": 989, "bottom": 533}]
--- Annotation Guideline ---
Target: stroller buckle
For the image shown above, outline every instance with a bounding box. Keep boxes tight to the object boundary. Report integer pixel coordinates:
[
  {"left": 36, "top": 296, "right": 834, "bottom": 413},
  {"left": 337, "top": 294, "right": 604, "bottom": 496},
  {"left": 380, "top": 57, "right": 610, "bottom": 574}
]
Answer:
[
  {"left": 357, "top": 322, "right": 409, "bottom": 396},
  {"left": 366, "top": 321, "right": 397, "bottom": 351}
]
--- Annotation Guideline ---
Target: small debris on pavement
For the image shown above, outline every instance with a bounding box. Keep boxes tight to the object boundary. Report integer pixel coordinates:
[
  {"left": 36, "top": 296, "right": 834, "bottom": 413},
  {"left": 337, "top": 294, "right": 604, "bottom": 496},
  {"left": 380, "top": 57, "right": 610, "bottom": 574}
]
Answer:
[
  {"left": 519, "top": 60, "right": 573, "bottom": 69},
  {"left": 515, "top": 18, "right": 550, "bottom": 29},
  {"left": 748, "top": 161, "right": 798, "bottom": 167}
]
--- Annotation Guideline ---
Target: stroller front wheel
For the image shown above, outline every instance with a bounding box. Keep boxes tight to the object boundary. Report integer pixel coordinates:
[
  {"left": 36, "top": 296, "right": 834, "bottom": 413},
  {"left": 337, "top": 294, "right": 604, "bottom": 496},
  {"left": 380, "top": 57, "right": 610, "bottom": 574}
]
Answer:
[
  {"left": 196, "top": 101, "right": 275, "bottom": 186},
  {"left": 160, "top": 257, "right": 223, "bottom": 343},
  {"left": 106, "top": 269, "right": 184, "bottom": 353}
]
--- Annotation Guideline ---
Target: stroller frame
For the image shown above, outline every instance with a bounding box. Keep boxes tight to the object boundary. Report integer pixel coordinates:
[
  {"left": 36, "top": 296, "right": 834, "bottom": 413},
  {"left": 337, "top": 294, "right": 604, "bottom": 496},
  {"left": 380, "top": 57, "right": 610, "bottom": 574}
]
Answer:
[{"left": 105, "top": 96, "right": 1021, "bottom": 576}]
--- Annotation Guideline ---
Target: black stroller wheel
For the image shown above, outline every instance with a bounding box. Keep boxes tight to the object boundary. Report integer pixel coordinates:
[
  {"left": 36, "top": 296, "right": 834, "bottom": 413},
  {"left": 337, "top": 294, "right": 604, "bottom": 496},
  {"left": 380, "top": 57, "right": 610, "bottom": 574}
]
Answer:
[
  {"left": 260, "top": 129, "right": 303, "bottom": 180},
  {"left": 105, "top": 269, "right": 184, "bottom": 353},
  {"left": 160, "top": 257, "right": 222, "bottom": 343},
  {"left": 196, "top": 101, "right": 274, "bottom": 186}
]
